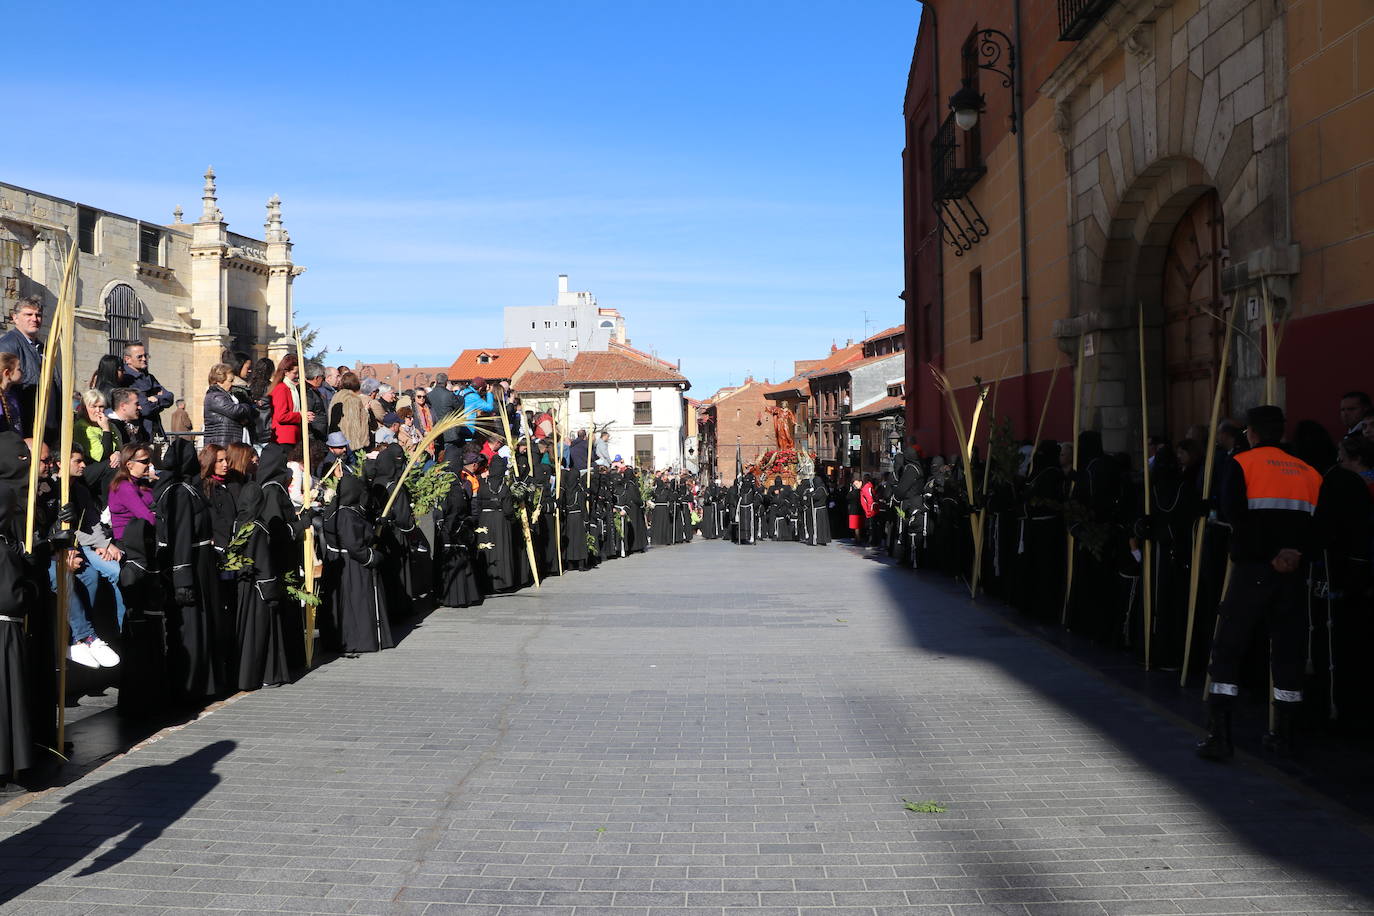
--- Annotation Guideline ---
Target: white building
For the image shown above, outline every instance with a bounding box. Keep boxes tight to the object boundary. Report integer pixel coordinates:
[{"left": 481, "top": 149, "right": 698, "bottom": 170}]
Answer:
[
  {"left": 0, "top": 169, "right": 303, "bottom": 425},
  {"left": 563, "top": 345, "right": 689, "bottom": 472},
  {"left": 503, "top": 274, "right": 626, "bottom": 361}
]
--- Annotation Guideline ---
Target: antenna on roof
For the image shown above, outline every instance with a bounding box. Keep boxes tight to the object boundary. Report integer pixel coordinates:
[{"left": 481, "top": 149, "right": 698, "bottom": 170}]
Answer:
[{"left": 863, "top": 311, "right": 874, "bottom": 338}]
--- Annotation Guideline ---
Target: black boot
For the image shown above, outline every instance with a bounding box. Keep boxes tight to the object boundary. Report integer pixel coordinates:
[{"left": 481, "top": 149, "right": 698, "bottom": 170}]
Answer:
[
  {"left": 1196, "top": 700, "right": 1234, "bottom": 761},
  {"left": 1262, "top": 700, "right": 1300, "bottom": 758}
]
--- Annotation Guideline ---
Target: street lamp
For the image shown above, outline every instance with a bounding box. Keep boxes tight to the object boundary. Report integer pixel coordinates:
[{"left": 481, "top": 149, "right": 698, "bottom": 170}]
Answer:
[{"left": 948, "top": 28, "right": 1017, "bottom": 135}]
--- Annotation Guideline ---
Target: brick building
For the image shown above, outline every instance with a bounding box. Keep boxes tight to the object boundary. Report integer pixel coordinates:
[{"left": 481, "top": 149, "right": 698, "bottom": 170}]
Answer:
[{"left": 903, "top": 0, "right": 1373, "bottom": 457}]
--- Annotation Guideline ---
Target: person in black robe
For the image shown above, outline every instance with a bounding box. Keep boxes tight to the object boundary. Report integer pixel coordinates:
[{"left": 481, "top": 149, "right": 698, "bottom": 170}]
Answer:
[
  {"left": 255, "top": 445, "right": 309, "bottom": 672},
  {"left": 890, "top": 461, "right": 924, "bottom": 564},
  {"left": 154, "top": 438, "right": 224, "bottom": 704},
  {"left": 434, "top": 450, "right": 483, "bottom": 608},
  {"left": 326, "top": 474, "right": 393, "bottom": 654},
  {"left": 532, "top": 448, "right": 561, "bottom": 576},
  {"left": 674, "top": 477, "right": 694, "bottom": 544},
  {"left": 649, "top": 474, "right": 673, "bottom": 546},
  {"left": 0, "top": 482, "right": 37, "bottom": 790},
  {"left": 733, "top": 476, "right": 758, "bottom": 545},
  {"left": 697, "top": 480, "right": 720, "bottom": 539},
  {"left": 768, "top": 477, "right": 796, "bottom": 541},
  {"left": 367, "top": 443, "right": 416, "bottom": 618},
  {"left": 1065, "top": 431, "right": 1127, "bottom": 645},
  {"left": 115, "top": 516, "right": 168, "bottom": 718},
  {"left": 232, "top": 482, "right": 293, "bottom": 690},
  {"left": 474, "top": 456, "right": 520, "bottom": 592},
  {"left": 560, "top": 468, "right": 589, "bottom": 571},
  {"left": 622, "top": 470, "right": 648, "bottom": 554},
  {"left": 1015, "top": 441, "right": 1067, "bottom": 621},
  {"left": 798, "top": 474, "right": 831, "bottom": 546}
]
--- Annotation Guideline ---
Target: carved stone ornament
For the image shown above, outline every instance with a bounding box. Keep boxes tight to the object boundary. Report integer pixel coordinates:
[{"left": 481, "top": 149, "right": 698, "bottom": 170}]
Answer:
[
  {"left": 1052, "top": 102, "right": 1072, "bottom": 150},
  {"left": 1123, "top": 25, "right": 1152, "bottom": 62}
]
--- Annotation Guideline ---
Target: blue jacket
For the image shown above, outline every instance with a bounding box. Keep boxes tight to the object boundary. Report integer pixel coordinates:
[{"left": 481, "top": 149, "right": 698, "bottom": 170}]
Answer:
[{"left": 456, "top": 385, "right": 495, "bottom": 429}]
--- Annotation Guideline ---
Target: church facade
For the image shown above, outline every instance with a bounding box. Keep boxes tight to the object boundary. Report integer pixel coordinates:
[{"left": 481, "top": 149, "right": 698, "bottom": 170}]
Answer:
[{"left": 0, "top": 169, "right": 304, "bottom": 427}]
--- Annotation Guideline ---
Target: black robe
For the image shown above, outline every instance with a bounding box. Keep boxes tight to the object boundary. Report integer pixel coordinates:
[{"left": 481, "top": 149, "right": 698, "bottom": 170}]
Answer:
[
  {"left": 798, "top": 477, "right": 831, "bottom": 546},
  {"left": 475, "top": 457, "right": 520, "bottom": 593},
  {"left": 154, "top": 439, "right": 224, "bottom": 702},
  {"left": 561, "top": 471, "right": 590, "bottom": 569},
  {"left": 649, "top": 481, "right": 673, "bottom": 546},
  {"left": 0, "top": 483, "right": 34, "bottom": 778},
  {"left": 368, "top": 444, "right": 417, "bottom": 617},
  {"left": 232, "top": 482, "right": 293, "bottom": 689},
  {"left": 435, "top": 465, "right": 483, "bottom": 608},
  {"left": 733, "top": 481, "right": 758, "bottom": 545},
  {"left": 116, "top": 517, "right": 169, "bottom": 717},
  {"left": 326, "top": 475, "right": 393, "bottom": 653}
]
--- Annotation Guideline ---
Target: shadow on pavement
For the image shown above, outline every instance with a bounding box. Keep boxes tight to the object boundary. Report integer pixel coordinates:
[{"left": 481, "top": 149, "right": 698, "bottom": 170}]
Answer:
[
  {"left": 864, "top": 553, "right": 1374, "bottom": 903},
  {"left": 0, "top": 740, "right": 234, "bottom": 902}
]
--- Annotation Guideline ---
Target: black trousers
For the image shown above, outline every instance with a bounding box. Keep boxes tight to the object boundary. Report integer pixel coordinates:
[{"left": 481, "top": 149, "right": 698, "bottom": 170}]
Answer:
[{"left": 1206, "top": 560, "right": 1307, "bottom": 701}]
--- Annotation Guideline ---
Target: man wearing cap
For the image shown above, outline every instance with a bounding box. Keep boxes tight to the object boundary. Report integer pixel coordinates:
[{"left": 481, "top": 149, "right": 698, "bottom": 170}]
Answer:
[
  {"left": 318, "top": 430, "right": 353, "bottom": 480},
  {"left": 1197, "top": 405, "right": 1322, "bottom": 762}
]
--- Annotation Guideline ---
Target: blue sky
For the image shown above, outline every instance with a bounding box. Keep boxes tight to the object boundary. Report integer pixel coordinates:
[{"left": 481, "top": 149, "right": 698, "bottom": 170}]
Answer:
[{"left": 4, "top": 1, "right": 919, "bottom": 396}]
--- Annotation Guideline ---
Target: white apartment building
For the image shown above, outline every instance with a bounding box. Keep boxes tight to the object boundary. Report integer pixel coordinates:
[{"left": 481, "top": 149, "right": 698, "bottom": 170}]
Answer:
[{"left": 503, "top": 274, "right": 626, "bottom": 360}]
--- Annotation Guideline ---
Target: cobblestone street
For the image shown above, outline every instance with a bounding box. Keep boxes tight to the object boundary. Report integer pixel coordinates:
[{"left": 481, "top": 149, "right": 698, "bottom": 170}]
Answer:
[{"left": 2, "top": 540, "right": 1372, "bottom": 915}]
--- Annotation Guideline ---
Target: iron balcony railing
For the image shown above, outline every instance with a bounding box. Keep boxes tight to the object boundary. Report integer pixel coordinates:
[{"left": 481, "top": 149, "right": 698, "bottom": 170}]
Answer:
[
  {"left": 1059, "top": 0, "right": 1115, "bottom": 41},
  {"left": 931, "top": 111, "right": 989, "bottom": 256}
]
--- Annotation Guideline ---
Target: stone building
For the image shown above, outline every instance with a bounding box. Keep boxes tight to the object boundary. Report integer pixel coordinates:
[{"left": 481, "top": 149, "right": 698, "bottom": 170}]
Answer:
[
  {"left": 0, "top": 170, "right": 303, "bottom": 427},
  {"left": 903, "top": 0, "right": 1373, "bottom": 457}
]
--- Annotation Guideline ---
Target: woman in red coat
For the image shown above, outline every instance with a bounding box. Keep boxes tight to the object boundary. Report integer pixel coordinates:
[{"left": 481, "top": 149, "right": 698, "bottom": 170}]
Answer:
[{"left": 269, "top": 353, "right": 314, "bottom": 445}]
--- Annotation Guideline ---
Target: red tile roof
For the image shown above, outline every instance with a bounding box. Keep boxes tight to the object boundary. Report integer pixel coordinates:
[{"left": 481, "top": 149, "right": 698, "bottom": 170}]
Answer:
[
  {"left": 861, "top": 324, "right": 904, "bottom": 345},
  {"left": 540, "top": 358, "right": 569, "bottom": 370},
  {"left": 448, "top": 347, "right": 541, "bottom": 382},
  {"left": 608, "top": 341, "right": 680, "bottom": 371},
  {"left": 565, "top": 350, "right": 689, "bottom": 386},
  {"left": 805, "top": 348, "right": 901, "bottom": 382},
  {"left": 848, "top": 394, "right": 905, "bottom": 419},
  {"left": 514, "top": 369, "right": 569, "bottom": 393}
]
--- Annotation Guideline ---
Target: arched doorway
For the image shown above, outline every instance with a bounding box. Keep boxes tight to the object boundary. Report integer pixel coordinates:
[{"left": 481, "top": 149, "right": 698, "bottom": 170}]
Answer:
[{"left": 1159, "top": 189, "right": 1227, "bottom": 442}]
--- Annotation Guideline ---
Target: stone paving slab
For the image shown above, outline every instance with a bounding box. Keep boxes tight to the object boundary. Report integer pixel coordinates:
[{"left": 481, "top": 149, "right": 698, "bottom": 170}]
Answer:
[{"left": 0, "top": 540, "right": 1370, "bottom": 915}]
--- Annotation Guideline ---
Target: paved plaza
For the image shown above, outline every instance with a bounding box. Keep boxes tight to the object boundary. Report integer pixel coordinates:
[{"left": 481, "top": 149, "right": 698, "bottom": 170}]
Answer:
[{"left": 1, "top": 540, "right": 1372, "bottom": 915}]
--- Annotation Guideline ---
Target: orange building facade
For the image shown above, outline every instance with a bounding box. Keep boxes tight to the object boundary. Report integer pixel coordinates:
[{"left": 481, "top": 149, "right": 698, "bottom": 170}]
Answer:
[{"left": 904, "top": 0, "right": 1374, "bottom": 457}]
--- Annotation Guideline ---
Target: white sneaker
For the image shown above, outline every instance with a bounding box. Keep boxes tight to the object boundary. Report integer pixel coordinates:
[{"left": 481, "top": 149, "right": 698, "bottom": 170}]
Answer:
[
  {"left": 68, "top": 640, "right": 99, "bottom": 668},
  {"left": 88, "top": 638, "right": 120, "bottom": 667}
]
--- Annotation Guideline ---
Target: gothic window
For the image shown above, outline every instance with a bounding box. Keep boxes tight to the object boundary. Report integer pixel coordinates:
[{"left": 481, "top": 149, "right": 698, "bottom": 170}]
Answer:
[
  {"left": 105, "top": 284, "right": 143, "bottom": 356},
  {"left": 228, "top": 306, "right": 258, "bottom": 356}
]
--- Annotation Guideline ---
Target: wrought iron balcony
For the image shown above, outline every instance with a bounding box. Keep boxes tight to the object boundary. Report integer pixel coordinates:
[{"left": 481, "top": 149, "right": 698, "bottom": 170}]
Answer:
[
  {"left": 931, "top": 111, "right": 989, "bottom": 256},
  {"left": 1059, "top": 0, "right": 1115, "bottom": 41}
]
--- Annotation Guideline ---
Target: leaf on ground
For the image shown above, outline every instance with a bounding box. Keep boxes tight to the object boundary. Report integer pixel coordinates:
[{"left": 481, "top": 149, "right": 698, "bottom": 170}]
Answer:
[
  {"left": 902, "top": 798, "right": 946, "bottom": 814},
  {"left": 835, "top": 618, "right": 848, "bottom": 623}
]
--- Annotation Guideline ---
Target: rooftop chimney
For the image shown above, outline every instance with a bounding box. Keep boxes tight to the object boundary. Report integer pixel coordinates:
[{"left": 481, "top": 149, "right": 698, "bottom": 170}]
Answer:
[{"left": 557, "top": 274, "right": 569, "bottom": 294}]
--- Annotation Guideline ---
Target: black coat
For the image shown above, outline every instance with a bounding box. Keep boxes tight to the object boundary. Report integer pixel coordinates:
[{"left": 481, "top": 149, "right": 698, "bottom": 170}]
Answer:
[{"left": 203, "top": 385, "right": 254, "bottom": 447}]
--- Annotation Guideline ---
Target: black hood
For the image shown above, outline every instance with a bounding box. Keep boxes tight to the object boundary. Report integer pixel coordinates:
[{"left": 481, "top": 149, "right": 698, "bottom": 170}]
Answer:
[
  {"left": 256, "top": 443, "right": 291, "bottom": 487},
  {"left": 236, "top": 481, "right": 266, "bottom": 526},
  {"left": 488, "top": 455, "right": 508, "bottom": 481},
  {"left": 372, "top": 443, "right": 405, "bottom": 486},
  {"left": 155, "top": 438, "right": 200, "bottom": 497},
  {"left": 0, "top": 433, "right": 31, "bottom": 505},
  {"left": 337, "top": 474, "right": 366, "bottom": 509}
]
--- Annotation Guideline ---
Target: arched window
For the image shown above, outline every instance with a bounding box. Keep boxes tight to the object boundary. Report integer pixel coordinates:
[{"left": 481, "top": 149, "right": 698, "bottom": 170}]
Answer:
[{"left": 105, "top": 284, "right": 143, "bottom": 356}]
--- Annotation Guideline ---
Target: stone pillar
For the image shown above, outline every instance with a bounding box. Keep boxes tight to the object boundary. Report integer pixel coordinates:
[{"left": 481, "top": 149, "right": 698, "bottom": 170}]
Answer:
[
  {"left": 188, "top": 168, "right": 230, "bottom": 426},
  {"left": 263, "top": 195, "right": 302, "bottom": 360}
]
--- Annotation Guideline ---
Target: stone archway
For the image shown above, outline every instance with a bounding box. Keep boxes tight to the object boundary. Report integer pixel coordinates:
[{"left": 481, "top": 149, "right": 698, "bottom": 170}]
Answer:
[
  {"left": 1159, "top": 188, "right": 1227, "bottom": 442},
  {"left": 1043, "top": 0, "right": 1295, "bottom": 455}
]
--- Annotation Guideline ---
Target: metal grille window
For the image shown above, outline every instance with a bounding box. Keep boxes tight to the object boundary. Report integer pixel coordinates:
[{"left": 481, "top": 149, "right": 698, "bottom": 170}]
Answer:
[
  {"left": 633, "top": 390, "right": 652, "bottom": 425},
  {"left": 78, "top": 207, "right": 98, "bottom": 255},
  {"left": 228, "top": 306, "right": 258, "bottom": 356},
  {"left": 969, "top": 268, "right": 984, "bottom": 342},
  {"left": 105, "top": 284, "right": 143, "bottom": 356},
  {"left": 634, "top": 434, "right": 654, "bottom": 469},
  {"left": 579, "top": 390, "right": 595, "bottom": 412},
  {"left": 137, "top": 224, "right": 162, "bottom": 265}
]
